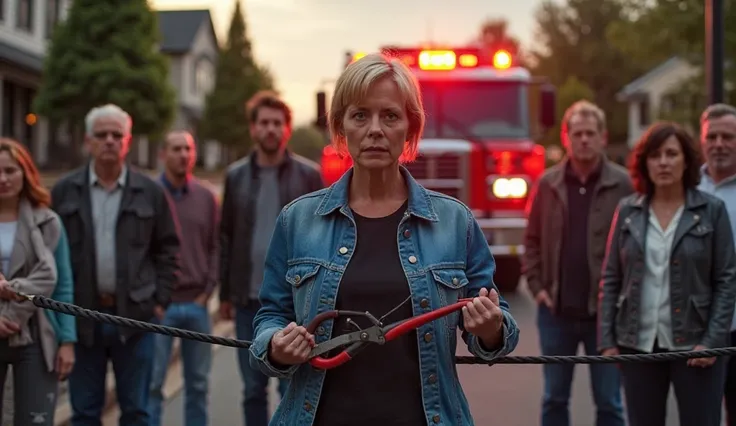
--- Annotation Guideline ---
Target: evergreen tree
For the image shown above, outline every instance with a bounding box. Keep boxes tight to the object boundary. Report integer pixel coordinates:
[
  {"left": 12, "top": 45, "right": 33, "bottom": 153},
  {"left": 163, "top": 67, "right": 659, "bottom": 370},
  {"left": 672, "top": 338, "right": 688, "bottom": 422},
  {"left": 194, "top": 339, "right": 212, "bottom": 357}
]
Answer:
[
  {"left": 529, "top": 0, "right": 643, "bottom": 145},
  {"left": 33, "top": 0, "right": 176, "bottom": 163},
  {"left": 201, "top": 0, "right": 271, "bottom": 157}
]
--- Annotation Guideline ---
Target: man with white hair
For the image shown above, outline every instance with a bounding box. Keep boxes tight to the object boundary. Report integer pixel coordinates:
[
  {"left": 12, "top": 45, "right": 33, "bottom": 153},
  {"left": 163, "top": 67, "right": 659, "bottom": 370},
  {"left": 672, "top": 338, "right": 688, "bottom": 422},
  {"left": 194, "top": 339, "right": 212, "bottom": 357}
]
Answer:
[{"left": 51, "top": 104, "right": 180, "bottom": 426}]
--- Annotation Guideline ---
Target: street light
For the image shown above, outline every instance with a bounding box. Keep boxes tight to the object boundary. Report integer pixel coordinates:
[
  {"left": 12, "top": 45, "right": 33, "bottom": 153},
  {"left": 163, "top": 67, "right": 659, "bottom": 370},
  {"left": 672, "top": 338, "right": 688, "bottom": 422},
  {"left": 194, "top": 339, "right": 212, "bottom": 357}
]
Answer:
[{"left": 705, "top": 0, "right": 724, "bottom": 104}]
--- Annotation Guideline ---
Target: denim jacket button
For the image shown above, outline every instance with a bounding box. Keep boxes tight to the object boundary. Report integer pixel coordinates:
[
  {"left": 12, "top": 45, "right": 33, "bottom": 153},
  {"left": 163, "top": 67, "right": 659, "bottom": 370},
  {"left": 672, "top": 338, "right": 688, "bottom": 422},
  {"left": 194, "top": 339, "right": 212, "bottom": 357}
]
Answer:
[
  {"left": 420, "top": 299, "right": 429, "bottom": 308},
  {"left": 316, "top": 326, "right": 326, "bottom": 336},
  {"left": 339, "top": 247, "right": 348, "bottom": 255},
  {"left": 432, "top": 414, "right": 440, "bottom": 423},
  {"left": 424, "top": 333, "right": 432, "bottom": 342},
  {"left": 304, "top": 402, "right": 313, "bottom": 412},
  {"left": 428, "top": 374, "right": 437, "bottom": 384},
  {"left": 452, "top": 277, "right": 458, "bottom": 285},
  {"left": 409, "top": 255, "right": 417, "bottom": 264},
  {"left": 294, "top": 275, "right": 301, "bottom": 284},
  {"left": 403, "top": 229, "right": 411, "bottom": 238}
]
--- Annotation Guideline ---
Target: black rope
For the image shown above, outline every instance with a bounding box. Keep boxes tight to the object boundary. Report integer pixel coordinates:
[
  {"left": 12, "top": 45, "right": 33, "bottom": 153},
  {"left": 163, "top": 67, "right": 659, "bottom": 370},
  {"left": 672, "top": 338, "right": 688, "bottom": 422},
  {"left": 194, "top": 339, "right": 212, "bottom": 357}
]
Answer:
[
  {"left": 32, "top": 295, "right": 250, "bottom": 349},
  {"left": 30, "top": 295, "right": 736, "bottom": 365}
]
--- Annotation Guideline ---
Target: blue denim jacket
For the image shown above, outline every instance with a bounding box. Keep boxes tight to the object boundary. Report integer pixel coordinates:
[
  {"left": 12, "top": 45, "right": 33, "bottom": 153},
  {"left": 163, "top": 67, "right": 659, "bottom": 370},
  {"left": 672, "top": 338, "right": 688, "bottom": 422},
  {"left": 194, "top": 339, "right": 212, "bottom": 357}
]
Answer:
[{"left": 250, "top": 167, "right": 520, "bottom": 425}]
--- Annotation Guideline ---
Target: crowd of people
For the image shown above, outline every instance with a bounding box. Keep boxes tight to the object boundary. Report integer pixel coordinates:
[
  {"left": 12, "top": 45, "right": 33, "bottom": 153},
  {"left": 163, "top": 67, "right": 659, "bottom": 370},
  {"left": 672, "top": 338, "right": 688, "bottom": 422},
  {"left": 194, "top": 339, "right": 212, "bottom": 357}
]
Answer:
[
  {"left": 0, "top": 89, "right": 325, "bottom": 426},
  {"left": 0, "top": 49, "right": 733, "bottom": 426},
  {"left": 524, "top": 99, "right": 736, "bottom": 426}
]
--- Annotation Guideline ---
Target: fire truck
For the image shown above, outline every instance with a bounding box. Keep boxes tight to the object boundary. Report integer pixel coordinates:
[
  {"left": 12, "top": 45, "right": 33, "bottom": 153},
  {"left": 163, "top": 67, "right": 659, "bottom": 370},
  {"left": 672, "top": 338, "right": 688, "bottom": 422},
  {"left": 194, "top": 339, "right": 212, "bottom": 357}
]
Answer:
[{"left": 315, "top": 46, "right": 556, "bottom": 293}]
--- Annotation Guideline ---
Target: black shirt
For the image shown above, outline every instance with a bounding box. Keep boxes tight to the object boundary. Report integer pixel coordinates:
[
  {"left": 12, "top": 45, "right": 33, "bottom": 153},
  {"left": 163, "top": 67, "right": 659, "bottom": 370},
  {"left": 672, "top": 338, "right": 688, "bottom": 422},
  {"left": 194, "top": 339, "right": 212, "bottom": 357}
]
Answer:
[
  {"left": 558, "top": 162, "right": 601, "bottom": 320},
  {"left": 313, "top": 201, "right": 426, "bottom": 426}
]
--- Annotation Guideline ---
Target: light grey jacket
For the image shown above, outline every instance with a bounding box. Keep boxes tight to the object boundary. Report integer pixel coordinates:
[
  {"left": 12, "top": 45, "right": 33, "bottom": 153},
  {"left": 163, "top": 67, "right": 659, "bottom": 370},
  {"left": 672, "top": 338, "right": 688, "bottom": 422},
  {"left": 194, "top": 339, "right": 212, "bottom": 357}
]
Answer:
[{"left": 0, "top": 198, "right": 60, "bottom": 372}]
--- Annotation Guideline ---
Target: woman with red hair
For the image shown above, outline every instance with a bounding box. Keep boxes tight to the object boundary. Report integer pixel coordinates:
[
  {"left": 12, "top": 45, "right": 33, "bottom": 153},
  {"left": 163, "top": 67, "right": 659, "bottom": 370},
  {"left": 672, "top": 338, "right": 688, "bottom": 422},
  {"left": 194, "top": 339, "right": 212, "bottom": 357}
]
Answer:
[{"left": 0, "top": 138, "right": 74, "bottom": 426}]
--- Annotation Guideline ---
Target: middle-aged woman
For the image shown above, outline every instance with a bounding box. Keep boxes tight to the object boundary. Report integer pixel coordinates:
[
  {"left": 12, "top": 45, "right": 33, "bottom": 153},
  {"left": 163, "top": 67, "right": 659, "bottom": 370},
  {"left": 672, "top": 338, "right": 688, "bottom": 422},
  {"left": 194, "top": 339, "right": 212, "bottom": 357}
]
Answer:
[
  {"left": 249, "top": 53, "right": 520, "bottom": 425},
  {"left": 598, "top": 121, "right": 736, "bottom": 426},
  {"left": 0, "top": 138, "right": 75, "bottom": 426}
]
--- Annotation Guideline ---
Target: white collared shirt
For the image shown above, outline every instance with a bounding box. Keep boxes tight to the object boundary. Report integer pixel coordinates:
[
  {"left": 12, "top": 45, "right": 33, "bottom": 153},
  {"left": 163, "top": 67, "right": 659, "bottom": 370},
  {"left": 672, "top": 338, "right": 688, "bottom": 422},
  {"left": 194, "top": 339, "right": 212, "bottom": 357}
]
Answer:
[{"left": 698, "top": 164, "right": 736, "bottom": 330}]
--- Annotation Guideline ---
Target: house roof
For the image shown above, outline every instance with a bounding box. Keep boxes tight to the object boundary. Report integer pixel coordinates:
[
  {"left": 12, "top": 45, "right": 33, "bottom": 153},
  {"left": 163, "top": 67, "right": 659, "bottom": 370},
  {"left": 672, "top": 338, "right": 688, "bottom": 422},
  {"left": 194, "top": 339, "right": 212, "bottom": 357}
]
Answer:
[
  {"left": 157, "top": 9, "right": 218, "bottom": 54},
  {"left": 616, "top": 56, "right": 686, "bottom": 101},
  {"left": 0, "top": 42, "right": 43, "bottom": 73}
]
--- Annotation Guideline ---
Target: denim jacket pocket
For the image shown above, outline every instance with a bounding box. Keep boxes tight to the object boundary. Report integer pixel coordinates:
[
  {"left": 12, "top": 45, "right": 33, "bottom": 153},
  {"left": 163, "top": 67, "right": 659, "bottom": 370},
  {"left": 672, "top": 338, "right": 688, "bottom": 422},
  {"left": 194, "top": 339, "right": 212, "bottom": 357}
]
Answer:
[
  {"left": 285, "top": 262, "right": 321, "bottom": 324},
  {"left": 430, "top": 268, "right": 470, "bottom": 332}
]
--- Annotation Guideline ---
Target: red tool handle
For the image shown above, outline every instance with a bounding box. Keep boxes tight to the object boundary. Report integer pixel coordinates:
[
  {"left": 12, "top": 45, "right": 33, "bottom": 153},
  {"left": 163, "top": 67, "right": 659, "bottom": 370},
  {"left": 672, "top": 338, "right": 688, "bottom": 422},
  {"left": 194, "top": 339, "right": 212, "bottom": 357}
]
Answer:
[
  {"left": 306, "top": 310, "right": 365, "bottom": 370},
  {"left": 310, "top": 350, "right": 354, "bottom": 370},
  {"left": 384, "top": 298, "right": 474, "bottom": 341},
  {"left": 307, "top": 297, "right": 476, "bottom": 370}
]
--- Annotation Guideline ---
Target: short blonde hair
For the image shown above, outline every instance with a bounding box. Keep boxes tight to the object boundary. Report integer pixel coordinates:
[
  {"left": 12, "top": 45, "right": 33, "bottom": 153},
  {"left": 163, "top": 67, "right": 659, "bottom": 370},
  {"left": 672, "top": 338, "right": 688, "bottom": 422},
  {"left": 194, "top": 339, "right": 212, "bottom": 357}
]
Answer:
[
  {"left": 328, "top": 52, "right": 425, "bottom": 162},
  {"left": 561, "top": 100, "right": 606, "bottom": 135}
]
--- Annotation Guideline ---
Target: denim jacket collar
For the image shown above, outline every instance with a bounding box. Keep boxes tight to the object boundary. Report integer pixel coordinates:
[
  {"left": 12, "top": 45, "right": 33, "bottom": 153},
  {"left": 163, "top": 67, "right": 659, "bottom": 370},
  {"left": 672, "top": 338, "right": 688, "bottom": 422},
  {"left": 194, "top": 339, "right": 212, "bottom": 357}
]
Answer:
[{"left": 314, "top": 165, "right": 439, "bottom": 222}]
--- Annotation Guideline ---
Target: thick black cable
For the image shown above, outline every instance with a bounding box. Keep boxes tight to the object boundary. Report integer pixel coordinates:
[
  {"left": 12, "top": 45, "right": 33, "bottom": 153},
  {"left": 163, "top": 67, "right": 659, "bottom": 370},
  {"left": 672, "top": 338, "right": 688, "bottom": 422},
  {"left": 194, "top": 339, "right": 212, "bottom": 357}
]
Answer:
[
  {"left": 32, "top": 295, "right": 250, "bottom": 349},
  {"left": 30, "top": 295, "right": 736, "bottom": 365}
]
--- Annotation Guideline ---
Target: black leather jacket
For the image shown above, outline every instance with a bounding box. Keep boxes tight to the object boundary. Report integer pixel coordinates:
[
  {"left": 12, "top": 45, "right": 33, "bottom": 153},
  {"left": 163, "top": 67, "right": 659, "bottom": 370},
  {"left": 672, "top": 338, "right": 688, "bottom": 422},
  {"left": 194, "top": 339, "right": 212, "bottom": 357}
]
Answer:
[
  {"left": 51, "top": 164, "right": 180, "bottom": 347},
  {"left": 598, "top": 189, "right": 736, "bottom": 352},
  {"left": 218, "top": 150, "right": 323, "bottom": 306}
]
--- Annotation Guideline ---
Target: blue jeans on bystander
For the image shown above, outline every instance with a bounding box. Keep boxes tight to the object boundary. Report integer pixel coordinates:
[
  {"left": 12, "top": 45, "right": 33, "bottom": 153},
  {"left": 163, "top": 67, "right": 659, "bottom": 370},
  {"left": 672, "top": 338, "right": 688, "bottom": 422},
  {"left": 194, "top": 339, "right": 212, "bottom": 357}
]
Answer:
[
  {"left": 537, "top": 304, "right": 625, "bottom": 426},
  {"left": 148, "top": 302, "right": 213, "bottom": 426},
  {"left": 69, "top": 309, "right": 155, "bottom": 426},
  {"left": 236, "top": 301, "right": 288, "bottom": 426}
]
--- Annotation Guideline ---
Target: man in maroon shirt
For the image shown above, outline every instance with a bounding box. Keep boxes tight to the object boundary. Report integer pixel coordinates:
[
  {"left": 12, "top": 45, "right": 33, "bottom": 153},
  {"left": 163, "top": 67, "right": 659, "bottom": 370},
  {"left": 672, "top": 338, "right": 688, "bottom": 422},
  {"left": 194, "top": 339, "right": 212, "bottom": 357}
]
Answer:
[{"left": 148, "top": 130, "right": 220, "bottom": 426}]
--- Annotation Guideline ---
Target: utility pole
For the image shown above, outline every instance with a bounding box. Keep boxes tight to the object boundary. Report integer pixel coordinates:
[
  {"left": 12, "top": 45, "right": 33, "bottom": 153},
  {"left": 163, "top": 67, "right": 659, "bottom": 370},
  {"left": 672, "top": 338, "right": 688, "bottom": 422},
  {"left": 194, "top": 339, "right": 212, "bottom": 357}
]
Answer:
[{"left": 705, "top": 0, "right": 724, "bottom": 104}]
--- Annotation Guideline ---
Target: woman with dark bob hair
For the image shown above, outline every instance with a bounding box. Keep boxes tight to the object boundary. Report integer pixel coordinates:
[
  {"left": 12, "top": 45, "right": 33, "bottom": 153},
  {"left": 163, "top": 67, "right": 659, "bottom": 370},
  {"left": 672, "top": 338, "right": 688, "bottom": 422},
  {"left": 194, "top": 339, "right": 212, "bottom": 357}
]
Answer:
[{"left": 598, "top": 121, "right": 736, "bottom": 426}]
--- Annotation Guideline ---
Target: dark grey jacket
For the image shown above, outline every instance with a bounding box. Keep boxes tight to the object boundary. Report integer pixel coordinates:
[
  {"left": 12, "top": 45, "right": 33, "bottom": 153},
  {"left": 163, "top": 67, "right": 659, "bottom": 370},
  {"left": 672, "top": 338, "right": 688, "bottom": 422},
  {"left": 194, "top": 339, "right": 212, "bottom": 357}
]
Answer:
[
  {"left": 218, "top": 150, "right": 323, "bottom": 306},
  {"left": 598, "top": 189, "right": 736, "bottom": 352},
  {"left": 51, "top": 163, "right": 180, "bottom": 347}
]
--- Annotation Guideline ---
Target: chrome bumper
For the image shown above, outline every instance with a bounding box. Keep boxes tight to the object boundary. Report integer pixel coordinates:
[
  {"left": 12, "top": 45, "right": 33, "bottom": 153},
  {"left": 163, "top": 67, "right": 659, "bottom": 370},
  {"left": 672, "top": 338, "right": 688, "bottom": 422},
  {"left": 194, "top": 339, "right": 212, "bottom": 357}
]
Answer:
[{"left": 475, "top": 217, "right": 527, "bottom": 258}]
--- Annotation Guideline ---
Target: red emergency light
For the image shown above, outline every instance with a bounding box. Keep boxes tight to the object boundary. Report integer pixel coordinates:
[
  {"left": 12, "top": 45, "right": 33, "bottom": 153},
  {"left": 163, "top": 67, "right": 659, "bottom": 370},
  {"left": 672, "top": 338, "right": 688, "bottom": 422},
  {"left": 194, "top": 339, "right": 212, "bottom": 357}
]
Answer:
[{"left": 348, "top": 48, "right": 514, "bottom": 70}]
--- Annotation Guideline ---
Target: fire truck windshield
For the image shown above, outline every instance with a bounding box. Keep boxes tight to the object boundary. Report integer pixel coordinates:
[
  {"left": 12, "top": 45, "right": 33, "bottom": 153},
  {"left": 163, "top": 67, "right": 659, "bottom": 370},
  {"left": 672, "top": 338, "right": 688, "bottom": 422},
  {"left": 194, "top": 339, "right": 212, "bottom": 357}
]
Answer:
[{"left": 420, "top": 80, "right": 529, "bottom": 140}]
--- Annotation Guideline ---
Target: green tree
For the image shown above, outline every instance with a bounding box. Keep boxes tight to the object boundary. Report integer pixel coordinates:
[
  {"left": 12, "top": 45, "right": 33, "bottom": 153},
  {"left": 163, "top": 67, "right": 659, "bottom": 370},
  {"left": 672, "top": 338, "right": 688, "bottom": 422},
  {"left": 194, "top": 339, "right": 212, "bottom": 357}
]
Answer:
[
  {"left": 33, "top": 0, "right": 176, "bottom": 165},
  {"left": 474, "top": 18, "right": 527, "bottom": 67},
  {"left": 200, "top": 0, "right": 271, "bottom": 158},
  {"left": 608, "top": 0, "right": 736, "bottom": 127},
  {"left": 540, "top": 76, "right": 595, "bottom": 146},
  {"left": 530, "top": 0, "right": 644, "bottom": 145},
  {"left": 288, "top": 126, "right": 325, "bottom": 162},
  {"left": 257, "top": 64, "right": 276, "bottom": 91}
]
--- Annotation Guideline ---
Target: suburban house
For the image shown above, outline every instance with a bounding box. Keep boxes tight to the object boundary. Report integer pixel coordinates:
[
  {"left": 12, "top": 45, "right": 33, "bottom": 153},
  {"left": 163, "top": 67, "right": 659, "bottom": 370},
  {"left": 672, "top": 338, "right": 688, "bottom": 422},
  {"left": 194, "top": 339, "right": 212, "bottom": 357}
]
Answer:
[
  {"left": 0, "top": 0, "right": 69, "bottom": 168},
  {"left": 149, "top": 8, "right": 223, "bottom": 170},
  {"left": 0, "top": 3, "right": 225, "bottom": 169},
  {"left": 616, "top": 56, "right": 698, "bottom": 147}
]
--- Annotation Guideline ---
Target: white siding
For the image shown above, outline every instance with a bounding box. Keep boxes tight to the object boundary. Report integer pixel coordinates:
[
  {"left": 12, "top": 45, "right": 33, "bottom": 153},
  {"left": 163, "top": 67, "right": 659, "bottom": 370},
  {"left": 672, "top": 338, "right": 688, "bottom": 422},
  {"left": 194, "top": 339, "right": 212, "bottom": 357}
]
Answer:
[{"left": 625, "top": 59, "right": 698, "bottom": 147}]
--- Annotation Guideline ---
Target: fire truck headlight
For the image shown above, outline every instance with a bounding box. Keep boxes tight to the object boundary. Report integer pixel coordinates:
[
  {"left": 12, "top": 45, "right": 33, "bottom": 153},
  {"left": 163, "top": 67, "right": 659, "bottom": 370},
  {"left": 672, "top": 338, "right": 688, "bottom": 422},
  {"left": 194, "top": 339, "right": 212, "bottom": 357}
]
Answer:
[{"left": 491, "top": 177, "right": 528, "bottom": 198}]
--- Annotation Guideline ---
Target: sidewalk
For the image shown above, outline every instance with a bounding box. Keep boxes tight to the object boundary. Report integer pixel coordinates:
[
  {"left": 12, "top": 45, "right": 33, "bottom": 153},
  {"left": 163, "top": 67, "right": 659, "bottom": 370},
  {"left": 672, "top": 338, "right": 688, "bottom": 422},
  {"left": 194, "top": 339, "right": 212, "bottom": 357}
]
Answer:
[{"left": 52, "top": 296, "right": 229, "bottom": 426}]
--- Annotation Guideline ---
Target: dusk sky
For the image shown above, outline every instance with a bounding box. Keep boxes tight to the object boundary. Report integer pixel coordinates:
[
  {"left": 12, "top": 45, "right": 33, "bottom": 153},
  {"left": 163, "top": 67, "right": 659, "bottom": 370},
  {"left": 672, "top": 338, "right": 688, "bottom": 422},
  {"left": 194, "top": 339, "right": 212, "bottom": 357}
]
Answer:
[{"left": 151, "top": 0, "right": 549, "bottom": 127}]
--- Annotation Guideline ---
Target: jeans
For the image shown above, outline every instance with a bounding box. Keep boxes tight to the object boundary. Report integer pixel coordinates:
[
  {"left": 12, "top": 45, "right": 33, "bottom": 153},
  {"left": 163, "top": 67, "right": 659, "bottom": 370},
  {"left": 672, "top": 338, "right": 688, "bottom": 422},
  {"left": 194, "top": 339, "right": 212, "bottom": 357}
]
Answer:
[
  {"left": 0, "top": 333, "right": 58, "bottom": 426},
  {"left": 537, "top": 305, "right": 624, "bottom": 426},
  {"left": 724, "top": 331, "right": 736, "bottom": 426},
  {"left": 620, "top": 343, "right": 726, "bottom": 426},
  {"left": 69, "top": 310, "right": 155, "bottom": 426},
  {"left": 148, "top": 302, "right": 212, "bottom": 426},
  {"left": 236, "top": 301, "right": 288, "bottom": 426}
]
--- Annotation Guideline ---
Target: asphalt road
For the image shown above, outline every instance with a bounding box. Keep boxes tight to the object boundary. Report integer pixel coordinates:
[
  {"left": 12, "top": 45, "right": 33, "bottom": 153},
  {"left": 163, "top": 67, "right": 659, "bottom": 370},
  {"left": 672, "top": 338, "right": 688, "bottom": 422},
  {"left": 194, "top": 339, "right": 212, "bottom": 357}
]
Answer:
[{"left": 161, "top": 281, "right": 691, "bottom": 426}]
